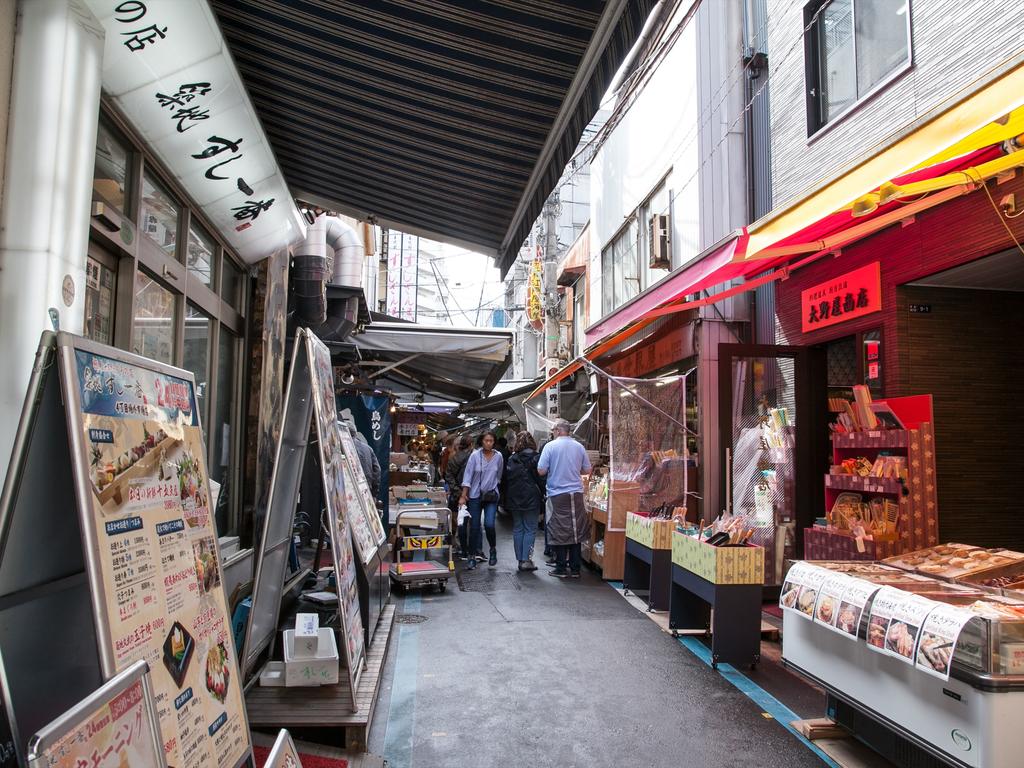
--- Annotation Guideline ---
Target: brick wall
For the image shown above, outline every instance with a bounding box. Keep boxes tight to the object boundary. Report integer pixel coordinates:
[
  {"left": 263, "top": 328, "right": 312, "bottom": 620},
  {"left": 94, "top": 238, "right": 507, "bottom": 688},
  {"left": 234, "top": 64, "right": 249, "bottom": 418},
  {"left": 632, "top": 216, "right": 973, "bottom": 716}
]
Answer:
[
  {"left": 776, "top": 171, "right": 1024, "bottom": 394},
  {"left": 766, "top": 0, "right": 1024, "bottom": 206},
  {"left": 776, "top": 174, "right": 1024, "bottom": 549}
]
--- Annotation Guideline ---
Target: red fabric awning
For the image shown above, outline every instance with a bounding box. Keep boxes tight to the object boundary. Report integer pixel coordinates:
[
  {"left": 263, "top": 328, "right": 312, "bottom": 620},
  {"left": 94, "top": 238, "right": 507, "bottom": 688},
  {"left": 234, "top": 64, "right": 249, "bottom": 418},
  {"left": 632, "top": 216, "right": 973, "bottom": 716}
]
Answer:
[{"left": 584, "top": 235, "right": 746, "bottom": 347}]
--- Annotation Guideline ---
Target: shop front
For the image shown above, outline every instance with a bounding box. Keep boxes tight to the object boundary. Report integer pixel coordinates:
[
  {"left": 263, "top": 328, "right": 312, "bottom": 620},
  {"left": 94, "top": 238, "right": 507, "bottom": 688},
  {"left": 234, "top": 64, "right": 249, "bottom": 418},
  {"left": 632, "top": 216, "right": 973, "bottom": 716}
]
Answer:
[{"left": 743, "top": 60, "right": 1024, "bottom": 767}]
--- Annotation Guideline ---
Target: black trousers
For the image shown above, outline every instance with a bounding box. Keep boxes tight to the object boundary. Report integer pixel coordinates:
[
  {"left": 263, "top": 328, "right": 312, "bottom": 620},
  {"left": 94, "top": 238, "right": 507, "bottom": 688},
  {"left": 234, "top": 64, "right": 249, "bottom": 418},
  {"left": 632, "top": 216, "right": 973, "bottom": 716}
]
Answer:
[{"left": 554, "top": 543, "right": 581, "bottom": 573}]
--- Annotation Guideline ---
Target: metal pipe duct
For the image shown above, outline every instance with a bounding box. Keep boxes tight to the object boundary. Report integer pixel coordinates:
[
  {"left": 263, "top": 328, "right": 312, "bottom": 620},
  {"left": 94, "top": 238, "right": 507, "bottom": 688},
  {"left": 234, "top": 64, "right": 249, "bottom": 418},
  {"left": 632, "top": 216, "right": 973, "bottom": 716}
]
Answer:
[
  {"left": 294, "top": 214, "right": 364, "bottom": 334},
  {"left": 326, "top": 216, "right": 364, "bottom": 288},
  {"left": 292, "top": 215, "right": 333, "bottom": 326}
]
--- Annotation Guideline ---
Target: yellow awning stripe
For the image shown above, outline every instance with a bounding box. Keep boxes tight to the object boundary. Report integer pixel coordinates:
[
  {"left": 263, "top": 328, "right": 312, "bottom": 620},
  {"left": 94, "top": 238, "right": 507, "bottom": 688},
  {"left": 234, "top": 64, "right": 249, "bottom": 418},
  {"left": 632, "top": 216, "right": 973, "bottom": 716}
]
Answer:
[{"left": 742, "top": 57, "right": 1024, "bottom": 262}]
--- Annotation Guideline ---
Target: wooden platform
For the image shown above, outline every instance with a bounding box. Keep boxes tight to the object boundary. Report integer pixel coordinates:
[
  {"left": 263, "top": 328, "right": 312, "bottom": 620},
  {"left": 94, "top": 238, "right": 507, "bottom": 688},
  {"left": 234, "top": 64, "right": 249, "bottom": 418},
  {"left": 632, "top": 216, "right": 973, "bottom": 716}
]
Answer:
[{"left": 246, "top": 604, "right": 396, "bottom": 749}]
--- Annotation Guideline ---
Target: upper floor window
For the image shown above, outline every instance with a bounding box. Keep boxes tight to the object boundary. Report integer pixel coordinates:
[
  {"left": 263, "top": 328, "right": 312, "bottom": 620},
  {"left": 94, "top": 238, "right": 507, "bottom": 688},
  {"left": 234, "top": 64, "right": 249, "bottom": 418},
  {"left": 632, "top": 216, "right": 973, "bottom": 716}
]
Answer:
[
  {"left": 805, "top": 0, "right": 911, "bottom": 135},
  {"left": 601, "top": 218, "right": 639, "bottom": 317}
]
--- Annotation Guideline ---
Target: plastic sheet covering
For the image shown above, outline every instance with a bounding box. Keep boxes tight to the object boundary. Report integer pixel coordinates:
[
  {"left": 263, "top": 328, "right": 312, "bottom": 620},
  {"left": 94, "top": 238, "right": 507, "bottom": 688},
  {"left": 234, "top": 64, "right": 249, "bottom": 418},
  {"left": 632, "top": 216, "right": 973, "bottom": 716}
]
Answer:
[
  {"left": 524, "top": 400, "right": 597, "bottom": 446},
  {"left": 608, "top": 374, "right": 692, "bottom": 516}
]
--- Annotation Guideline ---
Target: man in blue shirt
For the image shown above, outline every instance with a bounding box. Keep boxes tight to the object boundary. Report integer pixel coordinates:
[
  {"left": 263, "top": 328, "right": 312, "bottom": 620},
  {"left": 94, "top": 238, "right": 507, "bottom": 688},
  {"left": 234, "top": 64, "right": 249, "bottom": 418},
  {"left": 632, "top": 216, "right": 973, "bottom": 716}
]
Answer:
[{"left": 538, "top": 420, "right": 591, "bottom": 578}]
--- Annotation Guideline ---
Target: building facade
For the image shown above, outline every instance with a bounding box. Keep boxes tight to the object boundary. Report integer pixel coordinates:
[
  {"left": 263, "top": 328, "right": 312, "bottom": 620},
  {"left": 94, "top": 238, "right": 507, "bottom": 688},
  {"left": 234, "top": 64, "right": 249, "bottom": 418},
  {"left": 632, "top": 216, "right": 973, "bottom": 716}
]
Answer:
[{"left": 760, "top": 0, "right": 1024, "bottom": 556}]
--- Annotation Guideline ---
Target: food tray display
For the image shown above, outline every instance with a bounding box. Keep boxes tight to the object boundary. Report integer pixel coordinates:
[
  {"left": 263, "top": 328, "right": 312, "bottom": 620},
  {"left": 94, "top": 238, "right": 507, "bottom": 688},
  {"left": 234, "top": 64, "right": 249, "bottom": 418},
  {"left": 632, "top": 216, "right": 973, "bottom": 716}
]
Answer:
[
  {"left": 783, "top": 559, "right": 1024, "bottom": 679},
  {"left": 626, "top": 512, "right": 673, "bottom": 550},
  {"left": 672, "top": 532, "right": 764, "bottom": 585},
  {"left": 883, "top": 543, "right": 1024, "bottom": 579}
]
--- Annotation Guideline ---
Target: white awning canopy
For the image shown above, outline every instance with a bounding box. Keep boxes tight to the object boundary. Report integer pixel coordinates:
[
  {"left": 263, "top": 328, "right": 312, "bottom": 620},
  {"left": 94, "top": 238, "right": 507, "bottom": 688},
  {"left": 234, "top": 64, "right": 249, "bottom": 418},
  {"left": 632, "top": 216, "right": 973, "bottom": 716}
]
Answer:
[{"left": 354, "top": 322, "right": 513, "bottom": 403}]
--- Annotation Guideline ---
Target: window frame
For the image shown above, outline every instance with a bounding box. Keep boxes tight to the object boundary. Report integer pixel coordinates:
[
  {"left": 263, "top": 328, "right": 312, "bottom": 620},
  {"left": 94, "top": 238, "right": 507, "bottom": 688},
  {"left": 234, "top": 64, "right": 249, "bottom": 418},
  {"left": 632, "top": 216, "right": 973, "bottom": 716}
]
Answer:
[
  {"left": 87, "top": 101, "right": 251, "bottom": 536},
  {"left": 804, "top": 0, "right": 914, "bottom": 138}
]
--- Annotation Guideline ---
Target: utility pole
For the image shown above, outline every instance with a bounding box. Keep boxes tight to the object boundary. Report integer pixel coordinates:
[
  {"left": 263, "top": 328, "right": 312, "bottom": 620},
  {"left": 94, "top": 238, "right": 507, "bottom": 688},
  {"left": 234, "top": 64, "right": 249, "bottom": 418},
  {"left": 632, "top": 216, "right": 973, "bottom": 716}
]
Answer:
[{"left": 542, "top": 192, "right": 562, "bottom": 419}]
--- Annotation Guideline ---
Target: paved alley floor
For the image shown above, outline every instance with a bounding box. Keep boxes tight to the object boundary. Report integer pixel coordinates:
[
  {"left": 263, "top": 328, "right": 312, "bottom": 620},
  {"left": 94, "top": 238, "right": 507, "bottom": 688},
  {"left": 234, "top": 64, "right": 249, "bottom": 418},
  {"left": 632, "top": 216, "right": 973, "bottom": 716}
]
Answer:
[{"left": 368, "top": 515, "right": 836, "bottom": 768}]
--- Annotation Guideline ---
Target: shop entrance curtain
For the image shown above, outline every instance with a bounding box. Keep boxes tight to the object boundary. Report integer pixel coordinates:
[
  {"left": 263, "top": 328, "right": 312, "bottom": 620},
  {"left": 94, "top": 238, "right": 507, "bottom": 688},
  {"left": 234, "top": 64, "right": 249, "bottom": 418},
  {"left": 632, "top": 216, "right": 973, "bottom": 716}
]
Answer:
[{"left": 607, "top": 374, "right": 694, "bottom": 517}]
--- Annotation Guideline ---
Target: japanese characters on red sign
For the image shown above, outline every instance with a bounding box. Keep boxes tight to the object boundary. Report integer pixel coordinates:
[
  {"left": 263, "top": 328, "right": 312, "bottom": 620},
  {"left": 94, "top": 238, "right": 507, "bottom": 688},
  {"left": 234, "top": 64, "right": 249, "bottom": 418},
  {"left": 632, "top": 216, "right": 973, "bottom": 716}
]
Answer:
[{"left": 801, "top": 261, "right": 881, "bottom": 333}]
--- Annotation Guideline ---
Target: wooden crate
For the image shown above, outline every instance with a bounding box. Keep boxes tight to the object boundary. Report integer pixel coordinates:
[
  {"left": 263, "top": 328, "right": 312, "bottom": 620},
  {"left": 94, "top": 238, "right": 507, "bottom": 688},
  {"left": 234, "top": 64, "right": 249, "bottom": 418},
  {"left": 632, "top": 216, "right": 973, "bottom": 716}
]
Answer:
[
  {"left": 672, "top": 532, "right": 764, "bottom": 585},
  {"left": 626, "top": 512, "right": 673, "bottom": 550}
]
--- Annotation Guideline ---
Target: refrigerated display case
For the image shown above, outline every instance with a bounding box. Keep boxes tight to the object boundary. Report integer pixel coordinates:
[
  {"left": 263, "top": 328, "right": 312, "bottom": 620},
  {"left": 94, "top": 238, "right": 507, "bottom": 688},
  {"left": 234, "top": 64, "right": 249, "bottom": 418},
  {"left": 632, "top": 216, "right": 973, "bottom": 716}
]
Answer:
[{"left": 783, "top": 560, "right": 1024, "bottom": 768}]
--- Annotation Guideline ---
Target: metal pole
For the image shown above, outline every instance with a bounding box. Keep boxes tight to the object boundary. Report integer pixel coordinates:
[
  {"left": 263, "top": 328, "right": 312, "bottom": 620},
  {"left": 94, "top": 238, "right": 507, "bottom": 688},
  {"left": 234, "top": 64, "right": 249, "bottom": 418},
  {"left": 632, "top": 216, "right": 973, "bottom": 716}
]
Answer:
[{"left": 542, "top": 194, "right": 561, "bottom": 418}]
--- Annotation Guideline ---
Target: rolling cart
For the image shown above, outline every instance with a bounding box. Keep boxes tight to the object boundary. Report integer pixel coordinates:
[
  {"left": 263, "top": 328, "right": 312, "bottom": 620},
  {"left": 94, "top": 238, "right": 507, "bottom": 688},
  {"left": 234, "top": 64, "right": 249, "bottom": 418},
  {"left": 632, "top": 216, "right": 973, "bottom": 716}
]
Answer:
[{"left": 390, "top": 506, "right": 454, "bottom": 593}]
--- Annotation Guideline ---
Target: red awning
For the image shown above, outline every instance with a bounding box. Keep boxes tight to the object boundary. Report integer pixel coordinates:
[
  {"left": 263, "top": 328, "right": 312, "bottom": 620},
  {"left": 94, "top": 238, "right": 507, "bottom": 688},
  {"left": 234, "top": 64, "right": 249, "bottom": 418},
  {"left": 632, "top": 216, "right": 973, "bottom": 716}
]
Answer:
[{"left": 584, "top": 235, "right": 746, "bottom": 347}]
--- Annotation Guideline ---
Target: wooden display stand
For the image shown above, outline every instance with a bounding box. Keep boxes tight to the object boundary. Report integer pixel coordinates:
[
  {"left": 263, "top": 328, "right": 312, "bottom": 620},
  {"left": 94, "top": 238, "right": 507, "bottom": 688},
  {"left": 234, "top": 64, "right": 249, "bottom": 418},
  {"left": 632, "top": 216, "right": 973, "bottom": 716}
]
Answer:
[
  {"left": 582, "top": 481, "right": 632, "bottom": 580},
  {"left": 669, "top": 532, "right": 765, "bottom": 669},
  {"left": 805, "top": 413, "right": 938, "bottom": 561},
  {"left": 623, "top": 513, "right": 673, "bottom": 610}
]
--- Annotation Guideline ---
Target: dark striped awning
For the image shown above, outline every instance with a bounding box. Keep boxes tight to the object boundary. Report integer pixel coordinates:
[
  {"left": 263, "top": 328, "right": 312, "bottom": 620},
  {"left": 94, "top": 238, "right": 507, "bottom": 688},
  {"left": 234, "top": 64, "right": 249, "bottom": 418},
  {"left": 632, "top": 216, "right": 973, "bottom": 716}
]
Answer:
[{"left": 210, "top": 0, "right": 654, "bottom": 276}]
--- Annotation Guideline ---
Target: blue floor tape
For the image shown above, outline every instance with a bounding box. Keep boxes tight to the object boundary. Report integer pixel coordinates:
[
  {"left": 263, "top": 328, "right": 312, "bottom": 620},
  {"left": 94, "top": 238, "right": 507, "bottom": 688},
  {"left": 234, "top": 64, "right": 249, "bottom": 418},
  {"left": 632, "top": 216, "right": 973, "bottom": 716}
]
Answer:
[
  {"left": 610, "top": 581, "right": 840, "bottom": 768},
  {"left": 382, "top": 593, "right": 421, "bottom": 768}
]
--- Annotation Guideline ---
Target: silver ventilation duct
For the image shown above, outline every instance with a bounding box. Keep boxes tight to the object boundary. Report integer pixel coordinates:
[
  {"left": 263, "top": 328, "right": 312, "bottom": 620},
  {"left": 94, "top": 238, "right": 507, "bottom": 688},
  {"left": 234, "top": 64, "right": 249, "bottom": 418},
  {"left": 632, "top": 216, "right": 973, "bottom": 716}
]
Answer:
[{"left": 293, "top": 214, "right": 365, "bottom": 337}]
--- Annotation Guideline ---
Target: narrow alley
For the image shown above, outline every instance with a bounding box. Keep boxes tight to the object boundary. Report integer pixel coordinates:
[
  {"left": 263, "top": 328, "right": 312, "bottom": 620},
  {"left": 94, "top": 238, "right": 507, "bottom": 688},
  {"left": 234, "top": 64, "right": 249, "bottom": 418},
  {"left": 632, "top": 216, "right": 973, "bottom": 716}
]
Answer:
[{"left": 370, "top": 515, "right": 832, "bottom": 768}]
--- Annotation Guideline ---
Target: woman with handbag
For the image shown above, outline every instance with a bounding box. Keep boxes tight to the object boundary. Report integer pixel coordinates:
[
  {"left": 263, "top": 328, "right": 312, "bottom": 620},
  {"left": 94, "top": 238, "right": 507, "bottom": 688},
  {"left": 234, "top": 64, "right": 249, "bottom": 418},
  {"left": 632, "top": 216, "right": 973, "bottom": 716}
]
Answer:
[
  {"left": 458, "top": 431, "right": 504, "bottom": 570},
  {"left": 503, "top": 431, "right": 545, "bottom": 571}
]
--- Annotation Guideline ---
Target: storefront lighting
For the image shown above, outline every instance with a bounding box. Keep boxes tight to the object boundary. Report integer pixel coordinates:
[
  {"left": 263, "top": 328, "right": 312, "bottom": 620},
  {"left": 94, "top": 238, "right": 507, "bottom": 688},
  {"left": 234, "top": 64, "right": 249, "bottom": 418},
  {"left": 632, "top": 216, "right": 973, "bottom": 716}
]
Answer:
[
  {"left": 876, "top": 181, "right": 905, "bottom": 205},
  {"left": 851, "top": 194, "right": 880, "bottom": 217}
]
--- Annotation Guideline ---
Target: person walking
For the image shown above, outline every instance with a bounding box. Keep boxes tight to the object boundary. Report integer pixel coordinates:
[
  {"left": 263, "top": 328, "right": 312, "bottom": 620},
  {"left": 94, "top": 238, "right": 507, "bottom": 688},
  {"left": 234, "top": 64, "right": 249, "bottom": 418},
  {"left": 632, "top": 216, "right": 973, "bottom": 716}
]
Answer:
[
  {"left": 344, "top": 422, "right": 380, "bottom": 497},
  {"left": 537, "top": 420, "right": 591, "bottom": 579},
  {"left": 445, "top": 435, "right": 473, "bottom": 557},
  {"left": 503, "top": 431, "right": 545, "bottom": 572},
  {"left": 458, "top": 431, "right": 504, "bottom": 570}
]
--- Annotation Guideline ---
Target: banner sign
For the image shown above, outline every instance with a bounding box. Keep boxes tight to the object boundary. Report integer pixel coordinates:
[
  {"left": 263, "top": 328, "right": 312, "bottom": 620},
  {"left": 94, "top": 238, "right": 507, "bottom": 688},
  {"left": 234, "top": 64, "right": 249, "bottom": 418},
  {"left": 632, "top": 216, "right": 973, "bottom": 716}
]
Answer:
[
  {"left": 337, "top": 395, "right": 391, "bottom": 515},
  {"left": 68, "top": 342, "right": 250, "bottom": 768},
  {"left": 801, "top": 261, "right": 881, "bottom": 333}
]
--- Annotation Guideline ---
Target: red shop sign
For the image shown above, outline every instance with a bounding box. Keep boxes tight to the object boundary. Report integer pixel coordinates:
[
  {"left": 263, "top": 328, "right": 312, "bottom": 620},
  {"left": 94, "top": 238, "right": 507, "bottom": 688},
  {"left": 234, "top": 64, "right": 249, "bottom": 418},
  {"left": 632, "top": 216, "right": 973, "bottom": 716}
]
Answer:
[{"left": 801, "top": 261, "right": 881, "bottom": 333}]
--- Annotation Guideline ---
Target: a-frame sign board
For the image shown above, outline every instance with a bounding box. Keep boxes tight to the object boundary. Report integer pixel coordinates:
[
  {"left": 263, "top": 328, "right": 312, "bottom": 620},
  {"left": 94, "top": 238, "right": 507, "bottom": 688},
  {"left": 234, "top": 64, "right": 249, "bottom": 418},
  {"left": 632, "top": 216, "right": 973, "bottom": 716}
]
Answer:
[
  {"left": 0, "top": 332, "right": 253, "bottom": 768},
  {"left": 242, "top": 328, "right": 365, "bottom": 703}
]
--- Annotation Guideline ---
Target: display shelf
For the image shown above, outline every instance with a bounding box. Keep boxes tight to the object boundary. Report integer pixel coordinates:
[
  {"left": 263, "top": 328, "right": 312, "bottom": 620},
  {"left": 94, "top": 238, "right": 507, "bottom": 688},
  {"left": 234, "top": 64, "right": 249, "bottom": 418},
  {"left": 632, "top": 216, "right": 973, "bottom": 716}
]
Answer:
[
  {"left": 824, "top": 474, "right": 902, "bottom": 496},
  {"left": 831, "top": 430, "right": 910, "bottom": 450},
  {"left": 592, "top": 506, "right": 608, "bottom": 525},
  {"left": 809, "top": 420, "right": 937, "bottom": 560}
]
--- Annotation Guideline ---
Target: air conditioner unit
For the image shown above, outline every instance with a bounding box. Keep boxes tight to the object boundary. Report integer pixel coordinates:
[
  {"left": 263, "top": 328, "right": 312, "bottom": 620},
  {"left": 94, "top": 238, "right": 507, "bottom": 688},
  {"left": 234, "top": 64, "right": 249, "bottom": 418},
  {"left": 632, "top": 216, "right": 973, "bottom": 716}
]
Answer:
[{"left": 649, "top": 213, "right": 671, "bottom": 269}]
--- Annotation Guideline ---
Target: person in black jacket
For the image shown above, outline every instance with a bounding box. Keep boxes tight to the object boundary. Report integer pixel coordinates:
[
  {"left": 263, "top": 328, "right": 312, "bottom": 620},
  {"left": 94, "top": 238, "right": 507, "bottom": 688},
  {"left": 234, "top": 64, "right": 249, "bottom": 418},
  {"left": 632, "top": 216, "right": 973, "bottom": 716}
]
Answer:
[
  {"left": 445, "top": 435, "right": 473, "bottom": 556},
  {"left": 504, "top": 431, "right": 546, "bottom": 571}
]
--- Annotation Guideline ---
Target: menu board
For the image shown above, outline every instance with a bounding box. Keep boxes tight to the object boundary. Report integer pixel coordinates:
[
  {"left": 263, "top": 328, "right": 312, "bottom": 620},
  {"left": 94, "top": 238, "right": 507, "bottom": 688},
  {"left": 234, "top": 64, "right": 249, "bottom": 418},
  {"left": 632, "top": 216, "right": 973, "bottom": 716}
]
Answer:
[
  {"left": 916, "top": 605, "right": 976, "bottom": 680},
  {"left": 264, "top": 729, "right": 303, "bottom": 768},
  {"left": 866, "top": 587, "right": 905, "bottom": 652},
  {"left": 833, "top": 578, "right": 880, "bottom": 639},
  {"left": 70, "top": 345, "right": 250, "bottom": 768},
  {"left": 812, "top": 573, "right": 852, "bottom": 633},
  {"left": 337, "top": 428, "right": 387, "bottom": 554},
  {"left": 780, "top": 562, "right": 828, "bottom": 619},
  {"left": 305, "top": 333, "right": 366, "bottom": 689},
  {"left": 27, "top": 663, "right": 163, "bottom": 768},
  {"left": 868, "top": 588, "right": 937, "bottom": 665}
]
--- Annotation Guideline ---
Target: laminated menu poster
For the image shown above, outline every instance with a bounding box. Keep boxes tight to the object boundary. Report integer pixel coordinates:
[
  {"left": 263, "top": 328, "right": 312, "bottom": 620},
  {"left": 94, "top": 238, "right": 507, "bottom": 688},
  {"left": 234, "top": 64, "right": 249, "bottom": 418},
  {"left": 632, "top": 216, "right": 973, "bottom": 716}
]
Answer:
[
  {"left": 305, "top": 332, "right": 366, "bottom": 689},
  {"left": 263, "top": 729, "right": 303, "bottom": 768},
  {"left": 27, "top": 663, "right": 164, "bottom": 768},
  {"left": 833, "top": 578, "right": 881, "bottom": 639},
  {"left": 70, "top": 345, "right": 250, "bottom": 768},
  {"left": 915, "top": 604, "right": 976, "bottom": 680},
  {"left": 813, "top": 573, "right": 852, "bottom": 633},
  {"left": 779, "top": 562, "right": 829, "bottom": 619},
  {"left": 337, "top": 428, "right": 387, "bottom": 553},
  {"left": 868, "top": 588, "right": 938, "bottom": 665}
]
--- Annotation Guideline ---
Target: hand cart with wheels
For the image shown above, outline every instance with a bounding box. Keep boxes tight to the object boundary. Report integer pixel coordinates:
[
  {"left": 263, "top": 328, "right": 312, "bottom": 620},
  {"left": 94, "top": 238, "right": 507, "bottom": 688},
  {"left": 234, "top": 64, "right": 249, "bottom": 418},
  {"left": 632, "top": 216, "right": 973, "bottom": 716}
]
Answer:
[{"left": 390, "top": 506, "right": 454, "bottom": 594}]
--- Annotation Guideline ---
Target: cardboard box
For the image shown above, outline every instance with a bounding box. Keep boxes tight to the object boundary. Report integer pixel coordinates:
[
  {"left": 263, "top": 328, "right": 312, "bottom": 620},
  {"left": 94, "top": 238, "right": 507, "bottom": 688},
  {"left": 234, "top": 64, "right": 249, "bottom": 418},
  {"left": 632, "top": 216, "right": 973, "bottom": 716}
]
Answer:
[
  {"left": 282, "top": 628, "right": 339, "bottom": 686},
  {"left": 672, "top": 532, "right": 764, "bottom": 585},
  {"left": 625, "top": 513, "right": 673, "bottom": 550}
]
